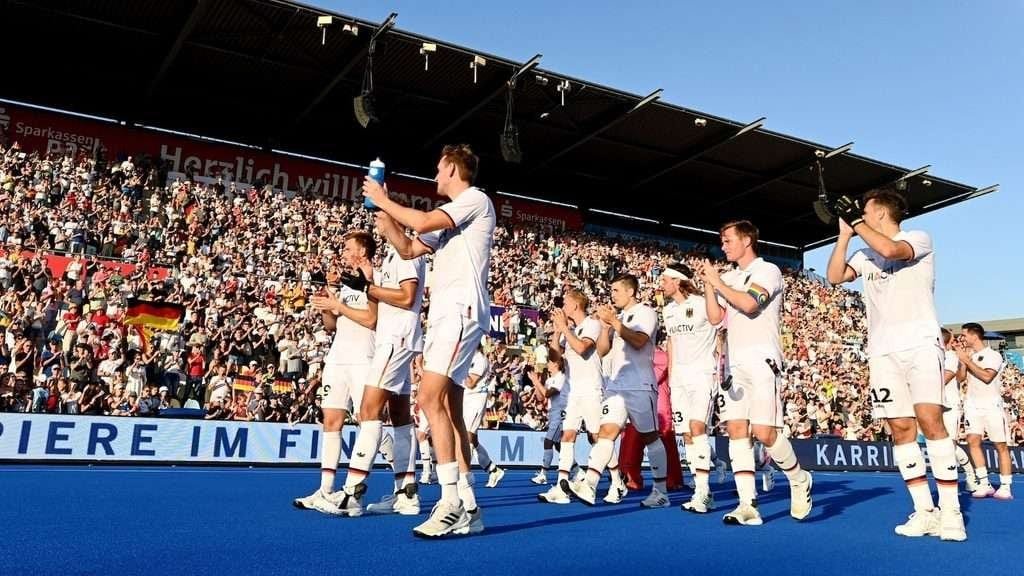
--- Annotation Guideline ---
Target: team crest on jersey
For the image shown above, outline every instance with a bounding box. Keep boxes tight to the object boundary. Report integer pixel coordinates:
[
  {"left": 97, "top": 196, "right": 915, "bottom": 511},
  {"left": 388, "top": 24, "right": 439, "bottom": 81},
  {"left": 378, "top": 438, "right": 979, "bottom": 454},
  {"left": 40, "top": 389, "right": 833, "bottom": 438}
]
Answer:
[
  {"left": 686, "top": 308, "right": 693, "bottom": 318},
  {"left": 626, "top": 314, "right": 633, "bottom": 323}
]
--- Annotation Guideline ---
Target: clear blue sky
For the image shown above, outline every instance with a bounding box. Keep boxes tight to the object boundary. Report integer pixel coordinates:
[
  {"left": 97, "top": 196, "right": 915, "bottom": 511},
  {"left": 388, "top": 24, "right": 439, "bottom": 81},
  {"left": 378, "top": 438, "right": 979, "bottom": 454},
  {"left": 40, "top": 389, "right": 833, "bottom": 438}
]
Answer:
[{"left": 325, "top": 0, "right": 1021, "bottom": 324}]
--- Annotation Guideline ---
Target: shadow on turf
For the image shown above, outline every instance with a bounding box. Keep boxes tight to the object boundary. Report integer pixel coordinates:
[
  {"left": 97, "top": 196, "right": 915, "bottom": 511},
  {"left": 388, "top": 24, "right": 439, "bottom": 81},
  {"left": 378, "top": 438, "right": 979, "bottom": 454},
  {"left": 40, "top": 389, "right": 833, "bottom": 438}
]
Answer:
[{"left": 475, "top": 504, "right": 655, "bottom": 536}]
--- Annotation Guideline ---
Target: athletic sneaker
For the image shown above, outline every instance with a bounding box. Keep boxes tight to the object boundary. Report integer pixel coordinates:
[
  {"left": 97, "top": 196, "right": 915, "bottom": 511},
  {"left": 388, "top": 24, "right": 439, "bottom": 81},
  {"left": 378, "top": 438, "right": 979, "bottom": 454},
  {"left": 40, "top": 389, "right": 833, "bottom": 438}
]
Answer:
[
  {"left": 486, "top": 467, "right": 506, "bottom": 488},
  {"left": 366, "top": 484, "right": 421, "bottom": 515},
  {"left": 994, "top": 485, "right": 1013, "bottom": 500},
  {"left": 292, "top": 488, "right": 323, "bottom": 510},
  {"left": 963, "top": 472, "right": 979, "bottom": 493},
  {"left": 894, "top": 509, "right": 940, "bottom": 537},
  {"left": 939, "top": 508, "right": 967, "bottom": 542},
  {"left": 723, "top": 501, "right": 763, "bottom": 526},
  {"left": 681, "top": 491, "right": 714, "bottom": 514},
  {"left": 325, "top": 482, "right": 367, "bottom": 517},
  {"left": 761, "top": 468, "right": 775, "bottom": 492},
  {"left": 972, "top": 483, "right": 995, "bottom": 498},
  {"left": 531, "top": 470, "right": 548, "bottom": 485},
  {"left": 603, "top": 483, "right": 627, "bottom": 504},
  {"left": 457, "top": 507, "right": 484, "bottom": 535},
  {"left": 641, "top": 488, "right": 670, "bottom": 508},
  {"left": 413, "top": 501, "right": 469, "bottom": 538},
  {"left": 538, "top": 483, "right": 571, "bottom": 504},
  {"left": 563, "top": 478, "right": 596, "bottom": 506},
  {"left": 789, "top": 471, "right": 813, "bottom": 521},
  {"left": 419, "top": 469, "right": 437, "bottom": 485}
]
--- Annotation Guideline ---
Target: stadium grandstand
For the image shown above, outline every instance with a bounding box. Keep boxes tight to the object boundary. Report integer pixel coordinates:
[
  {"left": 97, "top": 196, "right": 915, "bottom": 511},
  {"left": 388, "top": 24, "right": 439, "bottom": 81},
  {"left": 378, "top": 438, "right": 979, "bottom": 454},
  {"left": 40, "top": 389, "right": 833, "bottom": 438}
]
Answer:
[{"left": 1, "top": 1, "right": 1021, "bottom": 574}]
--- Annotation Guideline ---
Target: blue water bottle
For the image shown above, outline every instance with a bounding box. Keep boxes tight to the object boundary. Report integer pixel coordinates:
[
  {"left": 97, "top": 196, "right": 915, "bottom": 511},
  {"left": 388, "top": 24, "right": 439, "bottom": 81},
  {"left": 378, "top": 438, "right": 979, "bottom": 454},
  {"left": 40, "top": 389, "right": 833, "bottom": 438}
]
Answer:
[{"left": 365, "top": 158, "right": 385, "bottom": 211}]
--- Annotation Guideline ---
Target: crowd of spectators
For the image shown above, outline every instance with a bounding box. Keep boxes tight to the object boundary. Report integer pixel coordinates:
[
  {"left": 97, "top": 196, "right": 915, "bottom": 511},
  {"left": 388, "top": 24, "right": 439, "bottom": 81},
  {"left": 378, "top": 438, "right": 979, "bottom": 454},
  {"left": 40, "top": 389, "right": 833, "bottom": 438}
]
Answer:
[{"left": 1, "top": 142, "right": 1022, "bottom": 444}]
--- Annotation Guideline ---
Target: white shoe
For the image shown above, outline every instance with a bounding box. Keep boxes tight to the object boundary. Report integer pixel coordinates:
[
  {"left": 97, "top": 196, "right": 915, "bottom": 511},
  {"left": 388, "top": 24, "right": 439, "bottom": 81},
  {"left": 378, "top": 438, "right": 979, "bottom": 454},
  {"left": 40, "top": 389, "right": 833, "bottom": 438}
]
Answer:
[
  {"left": 413, "top": 501, "right": 469, "bottom": 538},
  {"left": 789, "top": 471, "right": 813, "bottom": 521},
  {"left": 994, "top": 485, "right": 1013, "bottom": 501},
  {"left": 292, "top": 488, "right": 323, "bottom": 510},
  {"left": 573, "top": 467, "right": 587, "bottom": 484},
  {"left": 964, "top": 471, "right": 979, "bottom": 493},
  {"left": 681, "top": 490, "right": 714, "bottom": 514},
  {"left": 486, "top": 467, "right": 506, "bottom": 488},
  {"left": 366, "top": 485, "right": 421, "bottom": 515},
  {"left": 456, "top": 507, "right": 484, "bottom": 535},
  {"left": 419, "top": 469, "right": 436, "bottom": 485},
  {"left": 531, "top": 470, "right": 548, "bottom": 485},
  {"left": 325, "top": 483, "right": 367, "bottom": 517},
  {"left": 894, "top": 509, "right": 940, "bottom": 537},
  {"left": 715, "top": 460, "right": 727, "bottom": 485},
  {"left": 723, "top": 501, "right": 763, "bottom": 526},
  {"left": 603, "top": 483, "right": 627, "bottom": 504},
  {"left": 939, "top": 508, "right": 967, "bottom": 542},
  {"left": 563, "top": 478, "right": 596, "bottom": 506},
  {"left": 972, "top": 483, "right": 995, "bottom": 499},
  {"left": 761, "top": 468, "right": 776, "bottom": 493},
  {"left": 538, "top": 483, "right": 571, "bottom": 504},
  {"left": 641, "top": 488, "right": 670, "bottom": 508}
]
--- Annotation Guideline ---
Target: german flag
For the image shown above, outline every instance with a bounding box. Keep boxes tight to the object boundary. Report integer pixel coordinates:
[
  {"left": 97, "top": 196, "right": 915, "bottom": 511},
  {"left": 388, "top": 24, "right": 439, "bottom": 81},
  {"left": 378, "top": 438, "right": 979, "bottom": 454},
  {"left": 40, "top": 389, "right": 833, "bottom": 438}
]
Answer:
[
  {"left": 133, "top": 325, "right": 155, "bottom": 354},
  {"left": 124, "top": 299, "right": 184, "bottom": 331}
]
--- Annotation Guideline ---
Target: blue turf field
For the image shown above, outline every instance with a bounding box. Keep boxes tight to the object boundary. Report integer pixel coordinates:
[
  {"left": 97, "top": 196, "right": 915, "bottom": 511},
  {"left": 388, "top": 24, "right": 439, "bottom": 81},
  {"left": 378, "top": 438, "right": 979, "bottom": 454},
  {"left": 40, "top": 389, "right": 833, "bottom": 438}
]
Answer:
[{"left": 0, "top": 466, "right": 1017, "bottom": 575}]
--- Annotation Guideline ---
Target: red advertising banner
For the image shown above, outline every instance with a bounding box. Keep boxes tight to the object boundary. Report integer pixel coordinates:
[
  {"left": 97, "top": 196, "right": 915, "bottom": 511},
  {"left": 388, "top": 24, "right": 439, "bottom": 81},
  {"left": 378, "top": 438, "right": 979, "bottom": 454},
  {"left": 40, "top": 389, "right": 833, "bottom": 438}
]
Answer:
[
  {"left": 0, "top": 247, "right": 169, "bottom": 281},
  {"left": 1, "top": 101, "right": 583, "bottom": 230}
]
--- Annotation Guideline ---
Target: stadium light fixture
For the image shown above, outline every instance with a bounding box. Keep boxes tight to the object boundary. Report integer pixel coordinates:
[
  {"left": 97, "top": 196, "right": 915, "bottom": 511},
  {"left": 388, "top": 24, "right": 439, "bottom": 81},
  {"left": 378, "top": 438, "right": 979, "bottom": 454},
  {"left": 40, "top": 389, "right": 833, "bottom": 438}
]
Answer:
[
  {"left": 556, "top": 80, "right": 571, "bottom": 106},
  {"left": 509, "top": 54, "right": 543, "bottom": 85},
  {"left": 900, "top": 165, "right": 931, "bottom": 181},
  {"left": 534, "top": 75, "right": 549, "bottom": 86},
  {"left": 470, "top": 55, "right": 487, "bottom": 83},
  {"left": 342, "top": 23, "right": 359, "bottom": 36},
  {"left": 420, "top": 43, "right": 436, "bottom": 71},
  {"left": 694, "top": 118, "right": 707, "bottom": 127},
  {"left": 317, "top": 16, "right": 333, "bottom": 45}
]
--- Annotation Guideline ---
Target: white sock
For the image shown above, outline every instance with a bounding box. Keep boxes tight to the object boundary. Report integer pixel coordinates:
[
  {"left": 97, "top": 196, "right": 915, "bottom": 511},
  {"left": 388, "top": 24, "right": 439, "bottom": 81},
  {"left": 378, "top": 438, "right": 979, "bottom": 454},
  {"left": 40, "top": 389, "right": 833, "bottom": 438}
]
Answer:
[
  {"left": 378, "top": 431, "right": 395, "bottom": 467},
  {"left": 646, "top": 439, "right": 668, "bottom": 493},
  {"left": 476, "top": 444, "right": 494, "bottom": 471},
  {"left": 955, "top": 445, "right": 973, "bottom": 473},
  {"left": 345, "top": 420, "right": 382, "bottom": 488},
  {"left": 437, "top": 461, "right": 460, "bottom": 505},
  {"left": 458, "top": 472, "right": 478, "bottom": 510},
  {"left": 392, "top": 424, "right": 415, "bottom": 491},
  {"left": 320, "top": 430, "right": 342, "bottom": 493},
  {"left": 691, "top": 435, "right": 711, "bottom": 493},
  {"left": 585, "top": 438, "right": 615, "bottom": 487},
  {"left": 976, "top": 466, "right": 990, "bottom": 485},
  {"left": 1000, "top": 475, "right": 1013, "bottom": 488},
  {"left": 894, "top": 442, "right": 934, "bottom": 512},
  {"left": 543, "top": 448, "right": 554, "bottom": 469},
  {"left": 729, "top": 438, "right": 756, "bottom": 504},
  {"left": 766, "top": 435, "right": 805, "bottom": 482},
  {"left": 607, "top": 443, "right": 622, "bottom": 486},
  {"left": 925, "top": 438, "right": 960, "bottom": 512},
  {"left": 557, "top": 441, "right": 575, "bottom": 481},
  {"left": 419, "top": 439, "right": 432, "bottom": 475}
]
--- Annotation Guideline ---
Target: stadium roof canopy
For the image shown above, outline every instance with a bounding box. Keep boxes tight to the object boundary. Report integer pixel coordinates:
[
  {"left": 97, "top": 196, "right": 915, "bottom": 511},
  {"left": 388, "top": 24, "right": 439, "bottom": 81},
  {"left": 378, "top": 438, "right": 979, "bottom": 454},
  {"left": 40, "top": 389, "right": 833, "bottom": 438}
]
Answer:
[{"left": 3, "top": 0, "right": 996, "bottom": 251}]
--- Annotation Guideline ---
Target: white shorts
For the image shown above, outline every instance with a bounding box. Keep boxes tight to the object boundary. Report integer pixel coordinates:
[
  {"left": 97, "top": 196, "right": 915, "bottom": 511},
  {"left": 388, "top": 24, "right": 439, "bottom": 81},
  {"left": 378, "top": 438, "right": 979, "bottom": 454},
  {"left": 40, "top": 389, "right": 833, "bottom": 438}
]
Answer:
[
  {"left": 943, "top": 407, "right": 962, "bottom": 440},
  {"left": 463, "top": 395, "right": 488, "bottom": 433},
  {"left": 720, "top": 359, "right": 783, "bottom": 428},
  {"left": 563, "top": 394, "right": 602, "bottom": 436},
  {"left": 545, "top": 416, "right": 564, "bottom": 442},
  {"left": 868, "top": 345, "right": 944, "bottom": 420},
  {"left": 600, "top": 389, "right": 658, "bottom": 434},
  {"left": 322, "top": 363, "right": 370, "bottom": 413},
  {"left": 669, "top": 368, "right": 717, "bottom": 434},
  {"left": 423, "top": 315, "right": 485, "bottom": 386},
  {"left": 964, "top": 405, "right": 1010, "bottom": 443},
  {"left": 366, "top": 343, "right": 418, "bottom": 396}
]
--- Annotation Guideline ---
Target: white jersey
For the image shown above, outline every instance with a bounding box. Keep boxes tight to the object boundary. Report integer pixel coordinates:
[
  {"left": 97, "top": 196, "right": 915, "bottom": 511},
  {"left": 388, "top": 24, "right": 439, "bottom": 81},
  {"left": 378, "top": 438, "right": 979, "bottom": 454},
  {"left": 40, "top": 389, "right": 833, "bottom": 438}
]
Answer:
[
  {"left": 375, "top": 247, "right": 426, "bottom": 352},
  {"left": 942, "top": 349, "right": 961, "bottom": 410},
  {"left": 418, "top": 187, "right": 495, "bottom": 328},
  {"left": 664, "top": 294, "right": 717, "bottom": 373},
  {"left": 847, "top": 230, "right": 940, "bottom": 358},
  {"left": 325, "top": 285, "right": 374, "bottom": 365},
  {"left": 718, "top": 257, "right": 783, "bottom": 365},
  {"left": 604, "top": 303, "right": 658, "bottom": 392},
  {"left": 963, "top": 347, "right": 1004, "bottom": 410},
  {"left": 546, "top": 372, "right": 569, "bottom": 419},
  {"left": 464, "top": 350, "right": 491, "bottom": 397},
  {"left": 559, "top": 316, "right": 604, "bottom": 397}
]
